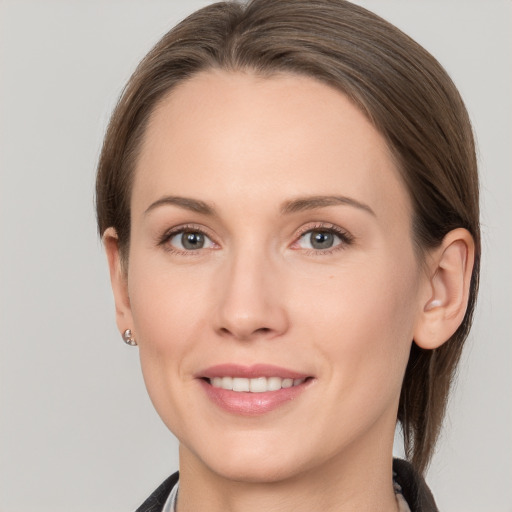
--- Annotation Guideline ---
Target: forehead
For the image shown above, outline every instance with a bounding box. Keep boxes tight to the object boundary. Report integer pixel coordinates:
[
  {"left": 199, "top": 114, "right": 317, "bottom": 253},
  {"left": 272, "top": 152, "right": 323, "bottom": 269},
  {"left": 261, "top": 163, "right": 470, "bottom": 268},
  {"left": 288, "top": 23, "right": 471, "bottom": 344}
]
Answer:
[{"left": 133, "top": 70, "right": 410, "bottom": 222}]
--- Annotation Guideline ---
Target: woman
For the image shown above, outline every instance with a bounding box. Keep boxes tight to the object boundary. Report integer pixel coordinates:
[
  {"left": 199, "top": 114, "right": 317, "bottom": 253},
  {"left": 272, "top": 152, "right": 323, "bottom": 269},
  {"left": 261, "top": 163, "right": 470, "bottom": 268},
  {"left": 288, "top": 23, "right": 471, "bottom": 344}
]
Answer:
[{"left": 96, "top": 0, "right": 479, "bottom": 510}]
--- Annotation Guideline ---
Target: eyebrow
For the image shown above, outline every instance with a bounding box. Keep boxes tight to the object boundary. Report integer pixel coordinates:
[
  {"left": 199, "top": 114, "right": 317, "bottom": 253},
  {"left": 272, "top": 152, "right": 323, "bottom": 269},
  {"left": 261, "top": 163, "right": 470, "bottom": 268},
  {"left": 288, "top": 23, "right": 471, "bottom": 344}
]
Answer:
[
  {"left": 144, "top": 196, "right": 215, "bottom": 216},
  {"left": 280, "top": 195, "right": 375, "bottom": 216},
  {"left": 144, "top": 194, "right": 375, "bottom": 217}
]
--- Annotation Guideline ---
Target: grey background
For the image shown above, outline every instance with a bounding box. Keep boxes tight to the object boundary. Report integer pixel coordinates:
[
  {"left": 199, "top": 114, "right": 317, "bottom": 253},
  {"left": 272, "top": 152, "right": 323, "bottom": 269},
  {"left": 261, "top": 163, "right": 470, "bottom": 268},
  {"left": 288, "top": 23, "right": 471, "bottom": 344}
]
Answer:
[{"left": 0, "top": 1, "right": 510, "bottom": 511}]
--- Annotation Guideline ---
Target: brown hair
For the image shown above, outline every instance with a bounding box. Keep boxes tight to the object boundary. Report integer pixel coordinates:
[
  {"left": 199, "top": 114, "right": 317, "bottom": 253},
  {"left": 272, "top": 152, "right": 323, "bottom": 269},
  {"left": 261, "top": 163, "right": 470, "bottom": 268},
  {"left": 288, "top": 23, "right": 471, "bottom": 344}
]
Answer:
[{"left": 96, "top": 0, "right": 480, "bottom": 474}]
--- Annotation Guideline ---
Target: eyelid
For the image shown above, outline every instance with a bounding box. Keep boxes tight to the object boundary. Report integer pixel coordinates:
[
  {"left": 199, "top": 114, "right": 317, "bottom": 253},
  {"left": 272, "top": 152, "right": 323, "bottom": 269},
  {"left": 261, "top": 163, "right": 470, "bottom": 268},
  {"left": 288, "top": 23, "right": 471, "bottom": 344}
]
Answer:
[
  {"left": 156, "top": 221, "right": 353, "bottom": 255},
  {"left": 158, "top": 223, "right": 219, "bottom": 254},
  {"left": 291, "top": 222, "right": 354, "bottom": 253},
  {"left": 294, "top": 222, "right": 353, "bottom": 240}
]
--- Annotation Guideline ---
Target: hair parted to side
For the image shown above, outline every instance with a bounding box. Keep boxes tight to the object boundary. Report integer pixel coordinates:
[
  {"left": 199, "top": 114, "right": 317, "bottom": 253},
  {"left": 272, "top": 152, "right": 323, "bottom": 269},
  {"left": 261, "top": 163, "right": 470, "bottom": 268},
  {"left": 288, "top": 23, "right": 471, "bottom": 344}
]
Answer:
[{"left": 96, "top": 0, "right": 480, "bottom": 474}]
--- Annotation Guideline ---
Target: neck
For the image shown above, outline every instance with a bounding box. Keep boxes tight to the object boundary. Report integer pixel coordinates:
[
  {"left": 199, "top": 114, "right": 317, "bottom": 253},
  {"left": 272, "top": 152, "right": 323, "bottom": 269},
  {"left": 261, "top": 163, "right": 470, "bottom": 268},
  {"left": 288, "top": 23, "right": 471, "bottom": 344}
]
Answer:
[{"left": 177, "top": 435, "right": 399, "bottom": 512}]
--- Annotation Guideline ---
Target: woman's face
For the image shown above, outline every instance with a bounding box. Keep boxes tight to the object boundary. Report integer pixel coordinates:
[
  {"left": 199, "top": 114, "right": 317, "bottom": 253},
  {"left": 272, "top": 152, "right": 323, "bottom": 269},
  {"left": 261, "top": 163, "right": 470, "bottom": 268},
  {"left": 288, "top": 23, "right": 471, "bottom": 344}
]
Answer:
[{"left": 119, "top": 71, "right": 430, "bottom": 482}]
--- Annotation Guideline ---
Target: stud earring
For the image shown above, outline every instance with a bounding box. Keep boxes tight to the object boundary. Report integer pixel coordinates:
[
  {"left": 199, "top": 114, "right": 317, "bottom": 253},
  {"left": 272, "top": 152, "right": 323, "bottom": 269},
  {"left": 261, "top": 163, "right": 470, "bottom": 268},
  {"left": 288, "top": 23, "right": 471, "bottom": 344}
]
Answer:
[{"left": 122, "top": 329, "right": 137, "bottom": 346}]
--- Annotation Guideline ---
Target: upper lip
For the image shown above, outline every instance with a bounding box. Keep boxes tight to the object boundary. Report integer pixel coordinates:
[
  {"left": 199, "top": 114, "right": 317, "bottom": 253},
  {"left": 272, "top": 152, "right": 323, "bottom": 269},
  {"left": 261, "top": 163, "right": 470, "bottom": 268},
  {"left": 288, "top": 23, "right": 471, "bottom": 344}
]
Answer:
[{"left": 197, "top": 364, "right": 310, "bottom": 380}]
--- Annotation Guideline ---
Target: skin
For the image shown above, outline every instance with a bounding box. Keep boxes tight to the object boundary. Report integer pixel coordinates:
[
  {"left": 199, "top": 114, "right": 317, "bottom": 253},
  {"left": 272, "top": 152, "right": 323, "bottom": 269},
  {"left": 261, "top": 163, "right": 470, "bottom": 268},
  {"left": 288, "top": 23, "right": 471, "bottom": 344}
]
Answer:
[{"left": 105, "top": 70, "right": 474, "bottom": 512}]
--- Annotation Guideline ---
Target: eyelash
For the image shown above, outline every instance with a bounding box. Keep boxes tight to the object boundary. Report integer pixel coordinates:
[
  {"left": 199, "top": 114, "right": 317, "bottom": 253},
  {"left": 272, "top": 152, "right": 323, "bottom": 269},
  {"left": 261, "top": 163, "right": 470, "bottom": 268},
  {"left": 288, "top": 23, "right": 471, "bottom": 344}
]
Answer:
[
  {"left": 158, "top": 224, "right": 218, "bottom": 256},
  {"left": 158, "top": 222, "right": 354, "bottom": 256},
  {"left": 292, "top": 223, "right": 354, "bottom": 255}
]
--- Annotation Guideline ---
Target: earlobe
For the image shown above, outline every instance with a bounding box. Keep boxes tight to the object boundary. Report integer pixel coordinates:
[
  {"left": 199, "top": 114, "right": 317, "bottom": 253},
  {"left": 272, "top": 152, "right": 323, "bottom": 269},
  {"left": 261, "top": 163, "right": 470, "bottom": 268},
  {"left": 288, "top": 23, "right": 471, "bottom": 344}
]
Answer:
[
  {"left": 414, "top": 228, "right": 475, "bottom": 350},
  {"left": 103, "top": 228, "right": 134, "bottom": 337}
]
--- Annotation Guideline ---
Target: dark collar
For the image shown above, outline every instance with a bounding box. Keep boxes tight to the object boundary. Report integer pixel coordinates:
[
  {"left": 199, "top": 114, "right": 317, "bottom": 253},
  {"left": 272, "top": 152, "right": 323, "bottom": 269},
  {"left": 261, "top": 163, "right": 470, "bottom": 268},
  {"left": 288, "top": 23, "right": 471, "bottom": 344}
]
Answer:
[
  {"left": 136, "top": 459, "right": 438, "bottom": 512},
  {"left": 135, "top": 472, "right": 178, "bottom": 512},
  {"left": 393, "top": 458, "right": 439, "bottom": 512}
]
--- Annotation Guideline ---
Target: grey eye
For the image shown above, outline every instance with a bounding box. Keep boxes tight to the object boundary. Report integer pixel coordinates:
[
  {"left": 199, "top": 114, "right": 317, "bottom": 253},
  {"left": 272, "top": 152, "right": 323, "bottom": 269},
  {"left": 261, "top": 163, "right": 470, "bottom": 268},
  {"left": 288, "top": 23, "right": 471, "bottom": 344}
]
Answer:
[
  {"left": 310, "top": 231, "right": 334, "bottom": 249},
  {"left": 169, "top": 231, "right": 214, "bottom": 251},
  {"left": 297, "top": 230, "right": 341, "bottom": 250},
  {"left": 182, "top": 232, "right": 205, "bottom": 249}
]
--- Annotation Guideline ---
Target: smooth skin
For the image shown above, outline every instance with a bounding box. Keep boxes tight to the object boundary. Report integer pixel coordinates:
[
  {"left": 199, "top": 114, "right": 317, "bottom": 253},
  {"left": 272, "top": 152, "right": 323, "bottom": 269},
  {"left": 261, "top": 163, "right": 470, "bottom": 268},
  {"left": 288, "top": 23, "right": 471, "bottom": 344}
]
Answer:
[{"left": 104, "top": 71, "right": 474, "bottom": 512}]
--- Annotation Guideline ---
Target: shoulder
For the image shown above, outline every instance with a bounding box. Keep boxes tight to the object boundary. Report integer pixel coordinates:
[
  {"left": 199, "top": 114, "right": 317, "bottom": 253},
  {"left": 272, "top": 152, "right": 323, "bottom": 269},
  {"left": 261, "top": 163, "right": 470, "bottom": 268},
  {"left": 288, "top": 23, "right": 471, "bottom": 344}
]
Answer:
[
  {"left": 393, "top": 459, "right": 439, "bottom": 512},
  {"left": 135, "top": 472, "right": 179, "bottom": 512}
]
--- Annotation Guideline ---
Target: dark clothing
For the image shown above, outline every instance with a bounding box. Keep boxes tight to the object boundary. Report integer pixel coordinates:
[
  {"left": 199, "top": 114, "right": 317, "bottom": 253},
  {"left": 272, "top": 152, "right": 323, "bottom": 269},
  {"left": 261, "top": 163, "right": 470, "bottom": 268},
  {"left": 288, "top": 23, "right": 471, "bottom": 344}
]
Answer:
[
  {"left": 393, "top": 459, "right": 439, "bottom": 511},
  {"left": 135, "top": 472, "right": 179, "bottom": 512},
  {"left": 135, "top": 458, "right": 438, "bottom": 512}
]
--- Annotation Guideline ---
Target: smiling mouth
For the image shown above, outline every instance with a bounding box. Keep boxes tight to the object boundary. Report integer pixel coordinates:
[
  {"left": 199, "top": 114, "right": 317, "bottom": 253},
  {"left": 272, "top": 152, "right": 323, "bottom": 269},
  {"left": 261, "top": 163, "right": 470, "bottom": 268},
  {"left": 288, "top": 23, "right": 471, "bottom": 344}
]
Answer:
[
  {"left": 199, "top": 367, "right": 313, "bottom": 415},
  {"left": 207, "top": 376, "right": 309, "bottom": 393}
]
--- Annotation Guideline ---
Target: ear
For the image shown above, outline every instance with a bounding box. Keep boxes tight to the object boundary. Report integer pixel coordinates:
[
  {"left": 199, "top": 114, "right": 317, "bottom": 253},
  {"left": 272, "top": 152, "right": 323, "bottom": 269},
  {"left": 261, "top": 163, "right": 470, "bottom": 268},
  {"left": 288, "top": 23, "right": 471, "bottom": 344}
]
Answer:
[
  {"left": 414, "top": 228, "right": 475, "bottom": 350},
  {"left": 103, "top": 227, "right": 134, "bottom": 337}
]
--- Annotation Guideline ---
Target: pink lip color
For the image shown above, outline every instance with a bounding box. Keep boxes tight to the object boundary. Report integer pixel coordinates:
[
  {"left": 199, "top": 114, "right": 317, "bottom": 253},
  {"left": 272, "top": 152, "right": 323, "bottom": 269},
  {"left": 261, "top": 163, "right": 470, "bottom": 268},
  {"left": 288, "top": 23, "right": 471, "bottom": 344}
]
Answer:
[
  {"left": 197, "top": 364, "right": 312, "bottom": 416},
  {"left": 198, "top": 363, "right": 308, "bottom": 380}
]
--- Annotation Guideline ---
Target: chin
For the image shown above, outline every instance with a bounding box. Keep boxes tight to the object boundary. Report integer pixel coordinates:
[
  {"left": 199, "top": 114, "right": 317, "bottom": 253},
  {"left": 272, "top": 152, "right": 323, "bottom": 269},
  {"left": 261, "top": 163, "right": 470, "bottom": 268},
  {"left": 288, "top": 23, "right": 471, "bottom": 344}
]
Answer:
[
  {"left": 183, "top": 433, "right": 313, "bottom": 485},
  {"left": 209, "top": 456, "right": 307, "bottom": 484}
]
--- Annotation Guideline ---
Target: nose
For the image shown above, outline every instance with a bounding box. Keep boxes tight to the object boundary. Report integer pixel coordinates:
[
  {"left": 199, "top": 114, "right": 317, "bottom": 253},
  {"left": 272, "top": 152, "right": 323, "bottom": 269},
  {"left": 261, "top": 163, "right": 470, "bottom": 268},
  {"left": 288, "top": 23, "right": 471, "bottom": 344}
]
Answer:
[{"left": 214, "top": 248, "right": 289, "bottom": 341}]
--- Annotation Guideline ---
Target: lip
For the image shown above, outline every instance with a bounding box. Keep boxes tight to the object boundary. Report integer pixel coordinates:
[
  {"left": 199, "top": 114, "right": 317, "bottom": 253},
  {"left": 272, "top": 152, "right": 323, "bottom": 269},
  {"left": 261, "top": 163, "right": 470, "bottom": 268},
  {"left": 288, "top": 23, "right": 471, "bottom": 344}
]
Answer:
[
  {"left": 198, "top": 363, "right": 309, "bottom": 380},
  {"left": 197, "top": 364, "right": 313, "bottom": 416}
]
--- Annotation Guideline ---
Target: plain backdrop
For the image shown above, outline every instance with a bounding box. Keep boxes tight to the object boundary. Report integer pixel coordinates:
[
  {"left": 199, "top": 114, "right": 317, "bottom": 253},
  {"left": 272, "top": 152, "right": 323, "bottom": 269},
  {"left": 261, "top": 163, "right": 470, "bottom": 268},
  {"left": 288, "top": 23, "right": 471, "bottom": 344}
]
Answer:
[{"left": 0, "top": 1, "right": 511, "bottom": 511}]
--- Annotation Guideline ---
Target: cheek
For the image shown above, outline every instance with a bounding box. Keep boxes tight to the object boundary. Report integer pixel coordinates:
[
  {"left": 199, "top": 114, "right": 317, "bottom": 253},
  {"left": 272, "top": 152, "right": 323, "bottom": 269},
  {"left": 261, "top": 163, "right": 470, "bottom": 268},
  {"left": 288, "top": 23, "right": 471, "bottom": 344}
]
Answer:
[
  {"left": 128, "top": 254, "right": 212, "bottom": 345},
  {"left": 126, "top": 259, "right": 205, "bottom": 388},
  {"left": 296, "top": 255, "right": 420, "bottom": 397},
  {"left": 127, "top": 259, "right": 216, "bottom": 434}
]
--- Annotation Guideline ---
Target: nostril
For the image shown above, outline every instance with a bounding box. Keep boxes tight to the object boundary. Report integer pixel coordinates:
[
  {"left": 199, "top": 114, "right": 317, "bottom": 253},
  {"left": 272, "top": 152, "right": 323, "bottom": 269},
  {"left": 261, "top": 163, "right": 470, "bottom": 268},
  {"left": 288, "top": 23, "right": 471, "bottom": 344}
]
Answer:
[{"left": 217, "top": 325, "right": 273, "bottom": 339}]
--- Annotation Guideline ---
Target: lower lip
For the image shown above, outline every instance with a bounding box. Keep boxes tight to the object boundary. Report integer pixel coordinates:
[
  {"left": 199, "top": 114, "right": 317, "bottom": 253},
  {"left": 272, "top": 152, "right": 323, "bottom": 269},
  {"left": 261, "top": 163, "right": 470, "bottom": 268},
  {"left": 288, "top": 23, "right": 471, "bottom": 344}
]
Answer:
[{"left": 199, "top": 379, "right": 310, "bottom": 416}]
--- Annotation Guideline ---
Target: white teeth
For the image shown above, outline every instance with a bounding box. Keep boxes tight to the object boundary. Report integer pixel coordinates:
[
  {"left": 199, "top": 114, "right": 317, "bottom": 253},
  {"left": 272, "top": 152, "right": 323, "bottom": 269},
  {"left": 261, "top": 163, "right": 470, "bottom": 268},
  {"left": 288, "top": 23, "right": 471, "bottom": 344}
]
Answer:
[
  {"left": 210, "top": 376, "right": 306, "bottom": 392},
  {"left": 249, "top": 377, "right": 267, "bottom": 393},
  {"left": 282, "top": 378, "right": 293, "bottom": 388},
  {"left": 232, "top": 377, "right": 250, "bottom": 392},
  {"left": 267, "top": 377, "right": 282, "bottom": 391},
  {"left": 221, "top": 376, "right": 233, "bottom": 390}
]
